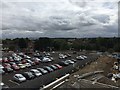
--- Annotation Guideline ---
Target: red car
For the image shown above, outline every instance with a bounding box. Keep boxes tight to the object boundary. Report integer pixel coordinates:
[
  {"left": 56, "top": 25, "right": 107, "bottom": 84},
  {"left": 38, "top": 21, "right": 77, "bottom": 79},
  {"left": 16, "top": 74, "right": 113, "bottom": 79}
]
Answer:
[
  {"left": 33, "top": 60, "right": 39, "bottom": 65},
  {"left": 54, "top": 64, "right": 62, "bottom": 69},
  {"left": 8, "top": 57, "right": 14, "bottom": 62},
  {"left": 21, "top": 59, "right": 27, "bottom": 64},
  {"left": 3, "top": 63, "right": 11, "bottom": 68},
  {"left": 11, "top": 64, "right": 20, "bottom": 70}
]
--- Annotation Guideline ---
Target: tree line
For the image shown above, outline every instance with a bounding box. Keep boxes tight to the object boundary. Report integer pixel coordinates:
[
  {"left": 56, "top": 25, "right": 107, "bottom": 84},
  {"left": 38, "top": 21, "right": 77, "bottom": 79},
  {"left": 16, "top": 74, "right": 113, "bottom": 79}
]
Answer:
[{"left": 2, "top": 37, "right": 120, "bottom": 52}]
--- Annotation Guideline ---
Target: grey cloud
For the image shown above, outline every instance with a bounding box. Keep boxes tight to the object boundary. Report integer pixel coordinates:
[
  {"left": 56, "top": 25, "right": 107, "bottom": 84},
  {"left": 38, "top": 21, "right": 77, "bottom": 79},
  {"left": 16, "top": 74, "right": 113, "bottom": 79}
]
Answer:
[
  {"left": 92, "top": 15, "right": 110, "bottom": 24},
  {"left": 1, "top": 0, "right": 118, "bottom": 38}
]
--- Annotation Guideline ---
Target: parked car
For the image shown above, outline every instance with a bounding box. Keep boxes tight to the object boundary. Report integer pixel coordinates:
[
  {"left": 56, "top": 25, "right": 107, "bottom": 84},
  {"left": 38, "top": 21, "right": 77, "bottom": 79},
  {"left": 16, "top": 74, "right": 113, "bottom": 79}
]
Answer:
[
  {"left": 66, "top": 53, "right": 71, "bottom": 57},
  {"left": 54, "top": 64, "right": 62, "bottom": 69},
  {"left": 11, "top": 64, "right": 20, "bottom": 70},
  {"left": 32, "top": 57, "right": 41, "bottom": 62},
  {"left": 22, "top": 72, "right": 35, "bottom": 80},
  {"left": 65, "top": 60, "right": 74, "bottom": 64},
  {"left": 43, "top": 66, "right": 54, "bottom": 72},
  {"left": 58, "top": 61, "right": 69, "bottom": 66},
  {"left": 24, "top": 55, "right": 31, "bottom": 59},
  {"left": 18, "top": 64, "right": 26, "bottom": 69},
  {"left": 9, "top": 62, "right": 16, "bottom": 65},
  {"left": 32, "top": 59, "right": 40, "bottom": 65},
  {"left": 71, "top": 59, "right": 77, "bottom": 62},
  {"left": 59, "top": 54, "right": 67, "bottom": 59},
  {"left": 26, "top": 59, "right": 35, "bottom": 66},
  {"left": 13, "top": 74, "right": 26, "bottom": 83},
  {"left": 81, "top": 55, "right": 87, "bottom": 59},
  {"left": 0, "top": 68, "right": 5, "bottom": 75},
  {"left": 37, "top": 68, "right": 48, "bottom": 74},
  {"left": 73, "top": 51, "right": 77, "bottom": 54},
  {"left": 76, "top": 56, "right": 85, "bottom": 60},
  {"left": 21, "top": 59, "right": 27, "bottom": 64},
  {"left": 0, "top": 58, "right": 2, "bottom": 63},
  {"left": 8, "top": 56, "right": 14, "bottom": 62},
  {"left": 49, "top": 65, "right": 58, "bottom": 70},
  {"left": 3, "top": 63, "right": 11, "bottom": 68},
  {"left": 30, "top": 69, "right": 42, "bottom": 77},
  {"left": 3, "top": 67, "right": 13, "bottom": 73},
  {"left": 3, "top": 57, "right": 9, "bottom": 63},
  {"left": 25, "top": 63, "right": 31, "bottom": 68},
  {"left": 41, "top": 57, "right": 52, "bottom": 62}
]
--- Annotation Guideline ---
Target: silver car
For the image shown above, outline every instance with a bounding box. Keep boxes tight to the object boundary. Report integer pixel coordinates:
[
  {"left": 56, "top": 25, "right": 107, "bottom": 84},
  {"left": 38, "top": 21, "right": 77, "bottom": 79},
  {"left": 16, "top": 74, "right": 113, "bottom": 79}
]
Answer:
[{"left": 13, "top": 74, "right": 26, "bottom": 83}]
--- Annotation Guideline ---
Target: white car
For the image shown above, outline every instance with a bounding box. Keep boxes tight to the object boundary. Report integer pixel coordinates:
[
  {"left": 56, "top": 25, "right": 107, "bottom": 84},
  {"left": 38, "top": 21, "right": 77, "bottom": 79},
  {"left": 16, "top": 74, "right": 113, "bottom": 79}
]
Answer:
[
  {"left": 30, "top": 69, "right": 42, "bottom": 77},
  {"left": 41, "top": 57, "right": 52, "bottom": 62},
  {"left": 81, "top": 55, "right": 87, "bottom": 59},
  {"left": 24, "top": 55, "right": 31, "bottom": 59},
  {"left": 76, "top": 56, "right": 85, "bottom": 60},
  {"left": 18, "top": 64, "right": 26, "bottom": 69},
  {"left": 116, "top": 73, "right": 120, "bottom": 79},
  {"left": 59, "top": 54, "right": 67, "bottom": 59},
  {"left": 32, "top": 57, "right": 41, "bottom": 62},
  {"left": 25, "top": 63, "right": 31, "bottom": 68},
  {"left": 13, "top": 74, "right": 26, "bottom": 83}
]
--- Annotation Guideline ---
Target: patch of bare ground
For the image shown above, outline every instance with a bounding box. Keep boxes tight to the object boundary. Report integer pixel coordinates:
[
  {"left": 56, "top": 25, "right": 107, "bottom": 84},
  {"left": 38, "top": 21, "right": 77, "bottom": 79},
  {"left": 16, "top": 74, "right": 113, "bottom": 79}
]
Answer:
[{"left": 69, "top": 56, "right": 120, "bottom": 87}]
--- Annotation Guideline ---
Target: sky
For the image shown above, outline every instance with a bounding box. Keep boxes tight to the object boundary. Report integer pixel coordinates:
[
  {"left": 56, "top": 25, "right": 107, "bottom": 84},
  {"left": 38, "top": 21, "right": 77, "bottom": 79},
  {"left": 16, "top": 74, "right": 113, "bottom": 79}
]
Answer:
[{"left": 1, "top": 0, "right": 119, "bottom": 38}]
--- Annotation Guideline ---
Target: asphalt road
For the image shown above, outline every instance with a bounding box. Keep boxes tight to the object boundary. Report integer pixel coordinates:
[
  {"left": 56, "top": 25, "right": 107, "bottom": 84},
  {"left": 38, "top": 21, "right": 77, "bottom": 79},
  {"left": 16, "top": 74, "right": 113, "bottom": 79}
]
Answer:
[{"left": 2, "top": 51, "right": 99, "bottom": 90}]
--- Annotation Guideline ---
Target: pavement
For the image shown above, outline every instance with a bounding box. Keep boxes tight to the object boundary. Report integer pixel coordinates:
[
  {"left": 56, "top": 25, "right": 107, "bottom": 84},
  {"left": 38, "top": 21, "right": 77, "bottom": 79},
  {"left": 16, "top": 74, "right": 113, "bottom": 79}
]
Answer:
[{"left": 2, "top": 51, "right": 99, "bottom": 90}]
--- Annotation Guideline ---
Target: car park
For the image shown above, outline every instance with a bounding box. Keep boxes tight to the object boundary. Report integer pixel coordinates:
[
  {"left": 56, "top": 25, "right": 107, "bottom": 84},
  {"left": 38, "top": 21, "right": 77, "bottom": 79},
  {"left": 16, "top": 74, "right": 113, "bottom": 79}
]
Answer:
[
  {"left": 30, "top": 69, "right": 42, "bottom": 77},
  {"left": 13, "top": 74, "right": 26, "bottom": 83},
  {"left": 37, "top": 68, "right": 48, "bottom": 74},
  {"left": 22, "top": 72, "right": 35, "bottom": 80}
]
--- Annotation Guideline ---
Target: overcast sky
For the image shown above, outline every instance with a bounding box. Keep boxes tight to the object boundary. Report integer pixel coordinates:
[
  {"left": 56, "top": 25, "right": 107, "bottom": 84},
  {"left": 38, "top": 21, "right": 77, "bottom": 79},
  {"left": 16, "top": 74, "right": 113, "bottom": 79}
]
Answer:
[{"left": 1, "top": 0, "right": 119, "bottom": 38}]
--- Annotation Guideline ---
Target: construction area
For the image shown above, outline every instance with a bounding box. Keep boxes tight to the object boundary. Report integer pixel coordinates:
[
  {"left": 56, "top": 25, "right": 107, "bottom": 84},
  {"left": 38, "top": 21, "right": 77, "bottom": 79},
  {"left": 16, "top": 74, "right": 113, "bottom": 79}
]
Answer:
[{"left": 56, "top": 55, "right": 120, "bottom": 89}]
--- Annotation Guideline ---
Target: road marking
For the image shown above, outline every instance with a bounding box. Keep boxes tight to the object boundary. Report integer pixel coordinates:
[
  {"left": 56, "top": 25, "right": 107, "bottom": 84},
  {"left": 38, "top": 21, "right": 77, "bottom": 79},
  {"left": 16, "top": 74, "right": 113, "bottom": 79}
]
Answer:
[{"left": 9, "top": 80, "right": 20, "bottom": 86}]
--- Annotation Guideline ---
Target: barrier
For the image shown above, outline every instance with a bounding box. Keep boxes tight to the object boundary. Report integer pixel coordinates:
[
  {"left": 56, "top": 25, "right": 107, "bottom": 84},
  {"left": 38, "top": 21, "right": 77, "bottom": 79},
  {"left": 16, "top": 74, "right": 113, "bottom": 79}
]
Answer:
[{"left": 40, "top": 74, "right": 70, "bottom": 90}]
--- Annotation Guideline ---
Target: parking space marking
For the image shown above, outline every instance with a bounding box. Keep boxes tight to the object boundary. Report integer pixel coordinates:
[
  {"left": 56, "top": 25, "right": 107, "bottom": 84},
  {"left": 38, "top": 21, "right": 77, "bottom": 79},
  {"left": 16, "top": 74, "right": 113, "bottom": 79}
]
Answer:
[{"left": 9, "top": 80, "right": 20, "bottom": 86}]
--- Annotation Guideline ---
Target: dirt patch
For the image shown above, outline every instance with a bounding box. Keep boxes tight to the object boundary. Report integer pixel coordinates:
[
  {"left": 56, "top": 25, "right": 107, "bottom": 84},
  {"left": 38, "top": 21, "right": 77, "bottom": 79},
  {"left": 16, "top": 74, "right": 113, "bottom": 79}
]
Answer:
[
  {"left": 69, "top": 56, "right": 120, "bottom": 87},
  {"left": 72, "top": 56, "right": 116, "bottom": 75}
]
